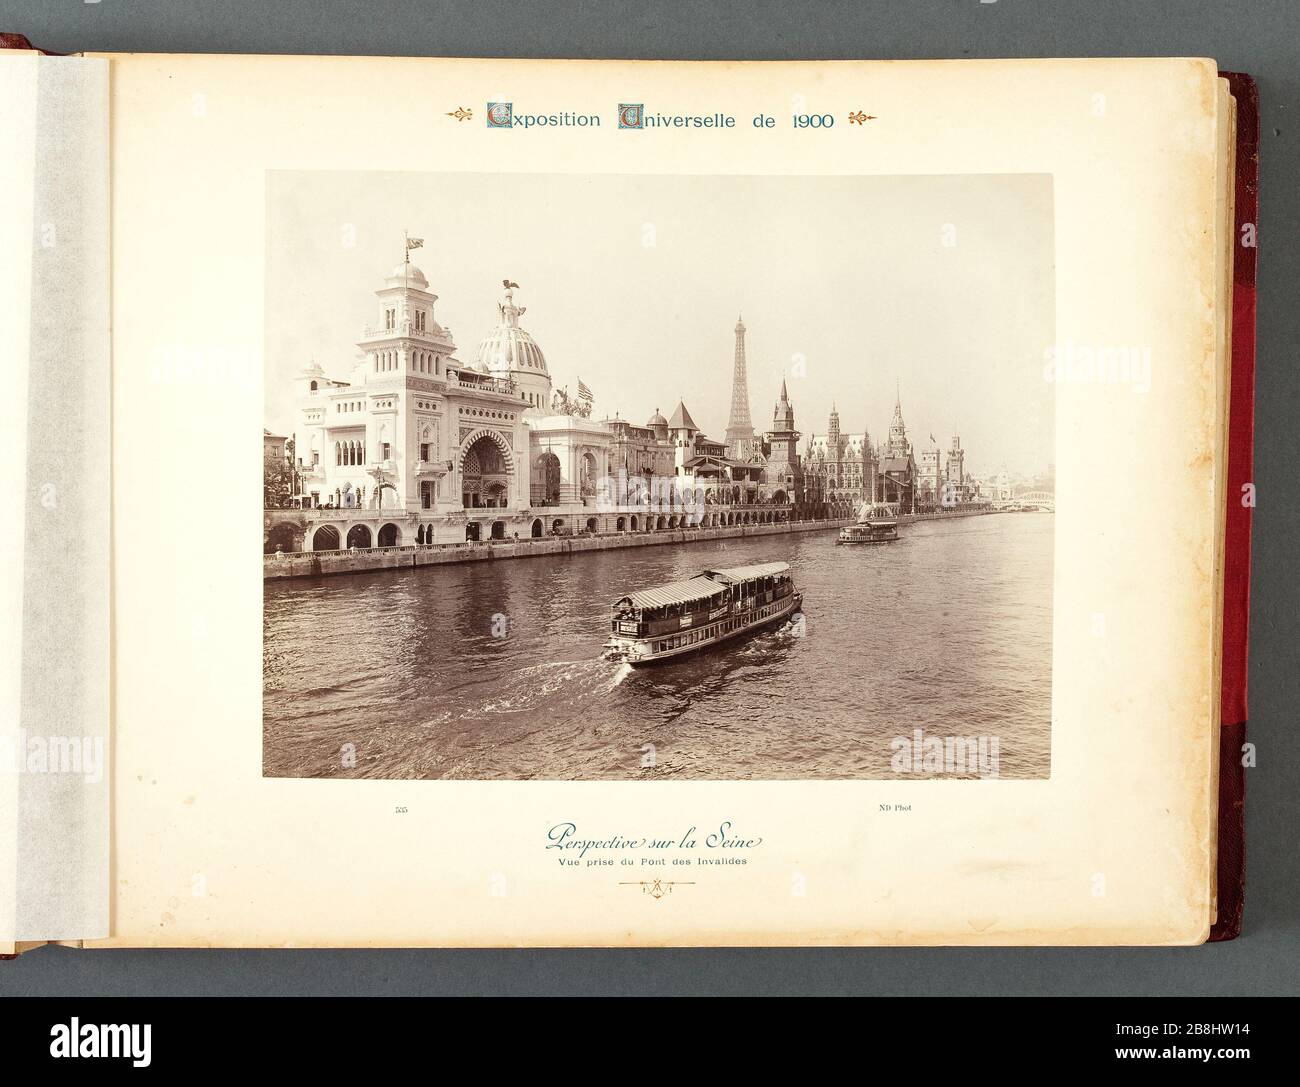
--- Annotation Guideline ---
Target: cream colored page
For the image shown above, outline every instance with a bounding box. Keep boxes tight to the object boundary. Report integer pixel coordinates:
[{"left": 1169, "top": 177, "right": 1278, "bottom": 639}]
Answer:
[{"left": 95, "top": 55, "right": 1222, "bottom": 946}]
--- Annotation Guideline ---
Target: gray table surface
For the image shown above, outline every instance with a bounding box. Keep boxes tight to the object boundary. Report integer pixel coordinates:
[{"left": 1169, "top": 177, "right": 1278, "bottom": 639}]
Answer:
[{"left": 3, "top": 0, "right": 1296, "bottom": 997}]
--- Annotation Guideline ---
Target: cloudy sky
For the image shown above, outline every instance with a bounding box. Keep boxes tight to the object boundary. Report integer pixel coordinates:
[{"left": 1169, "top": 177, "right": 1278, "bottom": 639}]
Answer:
[{"left": 266, "top": 170, "right": 1054, "bottom": 478}]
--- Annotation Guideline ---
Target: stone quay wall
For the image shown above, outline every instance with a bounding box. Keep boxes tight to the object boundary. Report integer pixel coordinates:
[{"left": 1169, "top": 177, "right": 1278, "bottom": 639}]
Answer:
[{"left": 265, "top": 517, "right": 855, "bottom": 580}]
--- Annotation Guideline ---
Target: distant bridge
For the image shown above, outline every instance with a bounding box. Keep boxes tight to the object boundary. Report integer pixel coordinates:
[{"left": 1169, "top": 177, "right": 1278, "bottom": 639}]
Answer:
[{"left": 1010, "top": 489, "right": 1055, "bottom": 511}]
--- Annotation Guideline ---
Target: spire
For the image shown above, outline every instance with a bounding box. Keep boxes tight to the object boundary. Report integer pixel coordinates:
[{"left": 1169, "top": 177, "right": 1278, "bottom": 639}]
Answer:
[
  {"left": 827, "top": 403, "right": 843, "bottom": 463},
  {"left": 888, "top": 380, "right": 910, "bottom": 457},
  {"left": 725, "top": 316, "right": 754, "bottom": 459},
  {"left": 772, "top": 379, "right": 795, "bottom": 431}
]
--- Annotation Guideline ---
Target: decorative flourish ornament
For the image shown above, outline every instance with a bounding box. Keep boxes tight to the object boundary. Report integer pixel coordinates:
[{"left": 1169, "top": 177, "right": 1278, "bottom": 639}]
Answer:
[{"left": 619, "top": 879, "right": 694, "bottom": 900}]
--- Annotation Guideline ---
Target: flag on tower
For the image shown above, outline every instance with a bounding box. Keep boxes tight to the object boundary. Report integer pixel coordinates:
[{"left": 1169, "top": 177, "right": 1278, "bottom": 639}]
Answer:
[
  {"left": 578, "top": 379, "right": 594, "bottom": 403},
  {"left": 406, "top": 236, "right": 424, "bottom": 251}
]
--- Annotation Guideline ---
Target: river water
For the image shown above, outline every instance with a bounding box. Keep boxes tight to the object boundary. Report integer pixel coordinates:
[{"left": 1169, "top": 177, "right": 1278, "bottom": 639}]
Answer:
[{"left": 263, "top": 513, "right": 1053, "bottom": 780}]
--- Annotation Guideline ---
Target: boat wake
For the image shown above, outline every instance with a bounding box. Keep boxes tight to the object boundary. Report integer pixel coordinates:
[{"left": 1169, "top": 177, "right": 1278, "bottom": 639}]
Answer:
[{"left": 476, "top": 657, "right": 611, "bottom": 715}]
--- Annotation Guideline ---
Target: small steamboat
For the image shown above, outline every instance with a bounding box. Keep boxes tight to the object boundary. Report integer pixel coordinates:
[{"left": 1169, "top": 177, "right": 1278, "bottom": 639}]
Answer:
[
  {"left": 602, "top": 562, "right": 802, "bottom": 665},
  {"left": 838, "top": 501, "right": 901, "bottom": 545},
  {"left": 837, "top": 520, "right": 899, "bottom": 545}
]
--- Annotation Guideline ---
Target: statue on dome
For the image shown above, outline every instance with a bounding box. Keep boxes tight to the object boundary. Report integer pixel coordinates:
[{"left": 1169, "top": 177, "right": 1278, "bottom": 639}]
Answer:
[{"left": 499, "top": 279, "right": 526, "bottom": 324}]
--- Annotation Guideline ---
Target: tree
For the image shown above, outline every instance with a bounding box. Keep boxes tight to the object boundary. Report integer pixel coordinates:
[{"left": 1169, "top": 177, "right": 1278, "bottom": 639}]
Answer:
[{"left": 264, "top": 437, "right": 294, "bottom": 509}]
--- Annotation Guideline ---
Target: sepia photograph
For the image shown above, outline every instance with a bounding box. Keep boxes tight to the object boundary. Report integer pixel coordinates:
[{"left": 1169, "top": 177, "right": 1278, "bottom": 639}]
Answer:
[{"left": 262, "top": 170, "right": 1056, "bottom": 780}]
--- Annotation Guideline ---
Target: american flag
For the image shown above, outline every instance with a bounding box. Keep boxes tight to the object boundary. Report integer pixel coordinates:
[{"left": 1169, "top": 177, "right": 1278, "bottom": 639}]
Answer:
[{"left": 577, "top": 379, "right": 593, "bottom": 402}]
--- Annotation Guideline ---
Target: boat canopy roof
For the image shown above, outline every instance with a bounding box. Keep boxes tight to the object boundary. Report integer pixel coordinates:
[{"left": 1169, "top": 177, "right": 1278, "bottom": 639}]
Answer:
[
  {"left": 701, "top": 561, "right": 790, "bottom": 584},
  {"left": 612, "top": 562, "right": 790, "bottom": 611},
  {"left": 614, "top": 576, "right": 728, "bottom": 611}
]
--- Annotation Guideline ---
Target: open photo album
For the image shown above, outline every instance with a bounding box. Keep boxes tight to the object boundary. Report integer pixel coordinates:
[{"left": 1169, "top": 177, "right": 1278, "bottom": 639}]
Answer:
[{"left": 1, "top": 42, "right": 1255, "bottom": 950}]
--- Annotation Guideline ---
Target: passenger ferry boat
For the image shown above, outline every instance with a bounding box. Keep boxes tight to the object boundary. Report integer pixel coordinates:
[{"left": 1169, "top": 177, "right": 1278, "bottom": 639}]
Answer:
[
  {"left": 602, "top": 562, "right": 802, "bottom": 665},
  {"left": 838, "top": 503, "right": 900, "bottom": 545},
  {"left": 837, "top": 520, "right": 899, "bottom": 545}
]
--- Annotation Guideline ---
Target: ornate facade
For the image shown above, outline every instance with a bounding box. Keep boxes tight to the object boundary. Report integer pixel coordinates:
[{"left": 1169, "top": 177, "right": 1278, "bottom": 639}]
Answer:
[
  {"left": 758, "top": 380, "right": 806, "bottom": 512},
  {"left": 266, "top": 259, "right": 803, "bottom": 553},
  {"left": 803, "top": 390, "right": 974, "bottom": 514},
  {"left": 285, "top": 258, "right": 617, "bottom": 547},
  {"left": 805, "top": 405, "right": 876, "bottom": 516}
]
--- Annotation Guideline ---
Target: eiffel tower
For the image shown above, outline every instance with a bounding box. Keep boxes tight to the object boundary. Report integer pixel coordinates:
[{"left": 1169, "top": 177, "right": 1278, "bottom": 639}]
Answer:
[{"left": 724, "top": 315, "right": 755, "bottom": 459}]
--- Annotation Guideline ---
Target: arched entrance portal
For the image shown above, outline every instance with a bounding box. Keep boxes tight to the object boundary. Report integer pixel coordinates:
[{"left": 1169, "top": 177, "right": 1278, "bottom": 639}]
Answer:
[
  {"left": 377, "top": 523, "right": 400, "bottom": 547},
  {"left": 531, "top": 518, "right": 543, "bottom": 538},
  {"left": 265, "top": 522, "right": 300, "bottom": 554},
  {"left": 461, "top": 432, "right": 513, "bottom": 509},
  {"left": 345, "top": 524, "right": 371, "bottom": 549},
  {"left": 491, "top": 520, "right": 507, "bottom": 540},
  {"left": 466, "top": 523, "right": 481, "bottom": 542},
  {"left": 312, "top": 525, "right": 340, "bottom": 551}
]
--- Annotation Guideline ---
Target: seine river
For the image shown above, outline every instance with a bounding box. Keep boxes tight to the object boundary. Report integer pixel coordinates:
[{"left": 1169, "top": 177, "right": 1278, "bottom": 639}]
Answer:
[{"left": 263, "top": 513, "right": 1053, "bottom": 780}]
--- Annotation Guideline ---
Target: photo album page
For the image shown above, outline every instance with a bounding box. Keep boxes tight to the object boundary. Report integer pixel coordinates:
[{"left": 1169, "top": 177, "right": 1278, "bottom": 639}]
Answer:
[{"left": 3, "top": 52, "right": 1237, "bottom": 948}]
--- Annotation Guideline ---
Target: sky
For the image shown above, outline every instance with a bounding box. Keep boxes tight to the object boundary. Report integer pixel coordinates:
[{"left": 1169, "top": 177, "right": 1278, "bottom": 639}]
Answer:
[{"left": 265, "top": 170, "right": 1055, "bottom": 478}]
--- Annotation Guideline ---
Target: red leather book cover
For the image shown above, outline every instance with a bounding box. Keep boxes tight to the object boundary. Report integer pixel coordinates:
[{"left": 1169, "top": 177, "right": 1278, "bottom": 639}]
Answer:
[
  {"left": 0, "top": 32, "right": 55, "bottom": 54},
  {"left": 1210, "top": 71, "right": 1258, "bottom": 942}
]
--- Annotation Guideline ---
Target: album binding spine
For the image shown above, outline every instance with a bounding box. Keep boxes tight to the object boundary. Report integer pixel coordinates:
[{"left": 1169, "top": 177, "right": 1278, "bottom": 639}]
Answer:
[{"left": 1211, "top": 70, "right": 1258, "bottom": 943}]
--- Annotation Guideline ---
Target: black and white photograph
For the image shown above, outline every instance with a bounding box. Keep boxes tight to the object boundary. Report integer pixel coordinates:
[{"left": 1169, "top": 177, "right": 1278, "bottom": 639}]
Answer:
[{"left": 262, "top": 170, "right": 1056, "bottom": 780}]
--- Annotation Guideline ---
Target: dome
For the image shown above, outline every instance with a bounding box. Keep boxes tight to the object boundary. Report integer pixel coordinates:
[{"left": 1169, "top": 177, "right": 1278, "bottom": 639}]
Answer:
[
  {"left": 476, "top": 323, "right": 548, "bottom": 376},
  {"left": 386, "top": 262, "right": 428, "bottom": 288},
  {"left": 475, "top": 285, "right": 548, "bottom": 377},
  {"left": 647, "top": 408, "right": 667, "bottom": 426}
]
